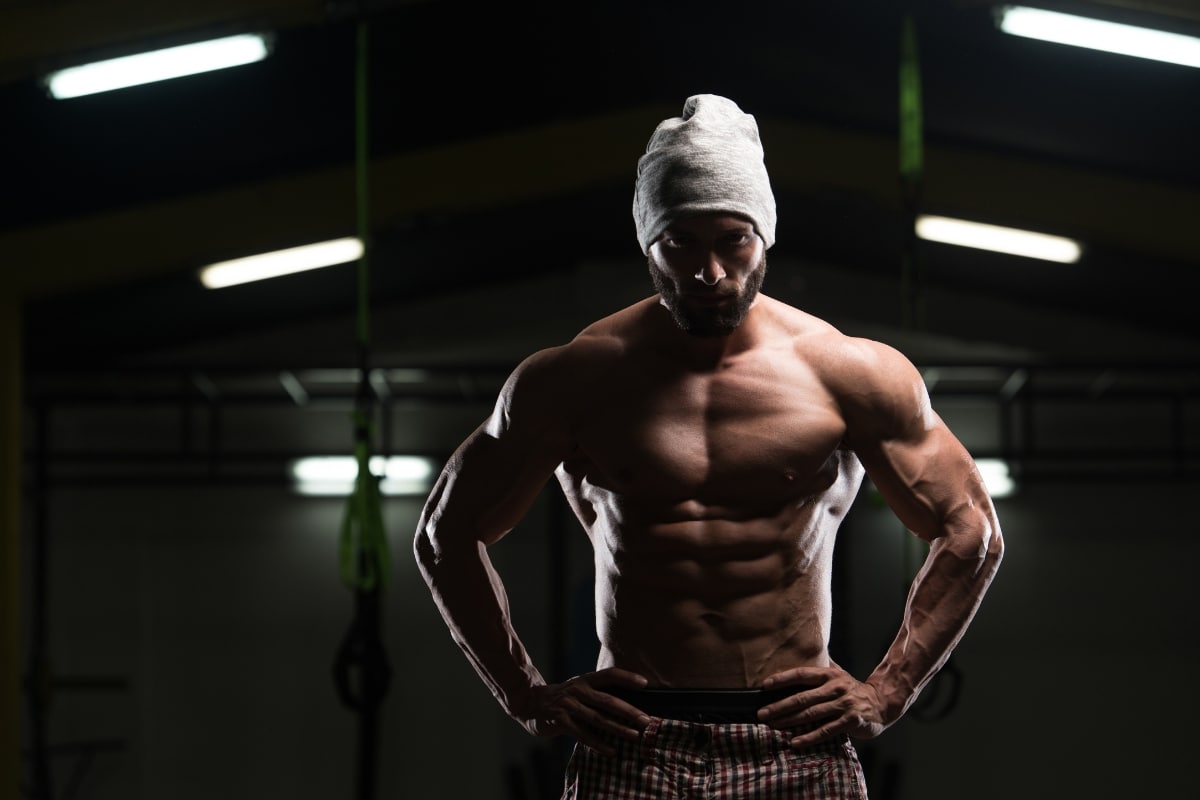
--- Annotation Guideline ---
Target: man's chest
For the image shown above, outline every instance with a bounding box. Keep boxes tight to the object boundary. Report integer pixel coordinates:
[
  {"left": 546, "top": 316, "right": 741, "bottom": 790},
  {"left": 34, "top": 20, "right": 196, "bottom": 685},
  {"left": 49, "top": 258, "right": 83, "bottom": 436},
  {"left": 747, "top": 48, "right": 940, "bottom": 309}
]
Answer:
[{"left": 573, "top": 358, "right": 848, "bottom": 500}]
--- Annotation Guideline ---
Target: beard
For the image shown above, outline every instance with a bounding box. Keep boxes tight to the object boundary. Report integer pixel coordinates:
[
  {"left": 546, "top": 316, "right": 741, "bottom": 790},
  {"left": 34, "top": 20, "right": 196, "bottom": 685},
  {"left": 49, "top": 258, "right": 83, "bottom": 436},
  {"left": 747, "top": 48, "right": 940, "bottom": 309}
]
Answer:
[{"left": 649, "top": 253, "right": 767, "bottom": 337}]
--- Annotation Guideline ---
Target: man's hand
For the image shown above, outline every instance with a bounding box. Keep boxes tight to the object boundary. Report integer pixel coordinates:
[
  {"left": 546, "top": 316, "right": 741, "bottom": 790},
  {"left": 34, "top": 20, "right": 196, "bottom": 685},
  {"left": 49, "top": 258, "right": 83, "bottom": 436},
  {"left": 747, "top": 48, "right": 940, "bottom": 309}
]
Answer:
[
  {"left": 519, "top": 668, "right": 652, "bottom": 755},
  {"left": 757, "top": 665, "right": 889, "bottom": 750}
]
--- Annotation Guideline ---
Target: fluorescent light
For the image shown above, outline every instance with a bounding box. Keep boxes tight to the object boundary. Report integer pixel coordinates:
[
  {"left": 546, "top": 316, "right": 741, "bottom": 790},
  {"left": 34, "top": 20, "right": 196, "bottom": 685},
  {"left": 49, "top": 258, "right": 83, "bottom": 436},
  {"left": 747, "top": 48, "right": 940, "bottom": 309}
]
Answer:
[
  {"left": 46, "top": 33, "right": 271, "bottom": 99},
  {"left": 199, "top": 237, "right": 364, "bottom": 289},
  {"left": 997, "top": 5, "right": 1200, "bottom": 68},
  {"left": 975, "top": 458, "right": 1017, "bottom": 499},
  {"left": 915, "top": 215, "right": 1081, "bottom": 263},
  {"left": 289, "top": 455, "right": 437, "bottom": 497}
]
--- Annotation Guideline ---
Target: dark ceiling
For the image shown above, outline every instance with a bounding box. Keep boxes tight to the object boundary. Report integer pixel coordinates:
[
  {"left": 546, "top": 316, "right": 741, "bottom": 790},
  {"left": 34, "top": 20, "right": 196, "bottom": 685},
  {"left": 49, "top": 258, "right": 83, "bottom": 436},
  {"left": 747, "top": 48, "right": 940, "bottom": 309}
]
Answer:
[{"left": 4, "top": 0, "right": 1199, "bottom": 372}]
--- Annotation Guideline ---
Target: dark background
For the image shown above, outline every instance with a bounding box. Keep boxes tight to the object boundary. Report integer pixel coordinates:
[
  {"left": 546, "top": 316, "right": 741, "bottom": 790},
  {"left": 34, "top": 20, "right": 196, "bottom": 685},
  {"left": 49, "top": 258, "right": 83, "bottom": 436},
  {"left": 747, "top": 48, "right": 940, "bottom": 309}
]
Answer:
[{"left": 3, "top": 1, "right": 1198, "bottom": 799}]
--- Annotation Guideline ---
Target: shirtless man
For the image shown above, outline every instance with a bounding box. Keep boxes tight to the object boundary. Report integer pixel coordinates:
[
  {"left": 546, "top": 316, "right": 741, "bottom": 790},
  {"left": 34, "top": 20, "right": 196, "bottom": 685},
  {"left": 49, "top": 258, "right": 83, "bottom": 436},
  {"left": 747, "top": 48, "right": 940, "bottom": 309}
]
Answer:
[{"left": 413, "top": 94, "right": 1004, "bottom": 799}]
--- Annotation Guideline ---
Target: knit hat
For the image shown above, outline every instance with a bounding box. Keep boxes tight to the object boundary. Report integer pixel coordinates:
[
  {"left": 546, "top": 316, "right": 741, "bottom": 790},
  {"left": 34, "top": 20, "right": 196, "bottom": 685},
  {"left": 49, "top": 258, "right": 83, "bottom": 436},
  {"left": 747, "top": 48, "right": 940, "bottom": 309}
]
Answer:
[{"left": 633, "top": 94, "right": 777, "bottom": 254}]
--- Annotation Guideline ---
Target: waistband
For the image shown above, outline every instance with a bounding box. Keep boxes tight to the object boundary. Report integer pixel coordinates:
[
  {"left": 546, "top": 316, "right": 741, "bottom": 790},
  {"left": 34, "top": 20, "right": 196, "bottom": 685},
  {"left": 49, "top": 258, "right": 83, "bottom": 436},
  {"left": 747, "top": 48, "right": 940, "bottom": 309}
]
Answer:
[{"left": 606, "top": 687, "right": 796, "bottom": 724}]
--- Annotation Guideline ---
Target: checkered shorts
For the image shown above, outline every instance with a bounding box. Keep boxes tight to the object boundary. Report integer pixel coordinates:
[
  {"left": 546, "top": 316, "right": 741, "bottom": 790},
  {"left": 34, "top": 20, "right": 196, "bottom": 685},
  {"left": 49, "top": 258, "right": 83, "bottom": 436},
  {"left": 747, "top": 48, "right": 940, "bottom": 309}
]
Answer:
[{"left": 560, "top": 716, "right": 869, "bottom": 799}]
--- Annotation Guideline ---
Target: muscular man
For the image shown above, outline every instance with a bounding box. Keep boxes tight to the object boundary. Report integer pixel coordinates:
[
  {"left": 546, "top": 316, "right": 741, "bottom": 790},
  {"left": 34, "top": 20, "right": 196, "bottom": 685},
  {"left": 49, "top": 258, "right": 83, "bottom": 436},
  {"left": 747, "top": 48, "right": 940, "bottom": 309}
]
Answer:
[{"left": 414, "top": 94, "right": 1004, "bottom": 799}]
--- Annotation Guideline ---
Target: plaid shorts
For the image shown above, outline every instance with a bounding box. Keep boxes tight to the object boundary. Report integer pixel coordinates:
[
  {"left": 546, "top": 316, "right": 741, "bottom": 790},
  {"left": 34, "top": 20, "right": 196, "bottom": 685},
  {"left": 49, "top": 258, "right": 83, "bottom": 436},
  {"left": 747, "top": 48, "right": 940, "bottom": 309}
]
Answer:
[{"left": 560, "top": 716, "right": 869, "bottom": 799}]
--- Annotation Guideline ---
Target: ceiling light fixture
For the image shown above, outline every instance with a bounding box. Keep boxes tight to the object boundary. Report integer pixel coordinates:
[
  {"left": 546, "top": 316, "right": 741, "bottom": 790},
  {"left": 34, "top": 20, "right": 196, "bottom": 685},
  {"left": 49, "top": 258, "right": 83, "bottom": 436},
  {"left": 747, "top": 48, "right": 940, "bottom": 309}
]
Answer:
[
  {"left": 289, "top": 455, "right": 437, "bottom": 497},
  {"left": 45, "top": 33, "right": 272, "bottom": 99},
  {"left": 915, "top": 215, "right": 1082, "bottom": 263},
  {"left": 198, "top": 237, "right": 364, "bottom": 289},
  {"left": 974, "top": 458, "right": 1017, "bottom": 499},
  {"left": 996, "top": 5, "right": 1200, "bottom": 68}
]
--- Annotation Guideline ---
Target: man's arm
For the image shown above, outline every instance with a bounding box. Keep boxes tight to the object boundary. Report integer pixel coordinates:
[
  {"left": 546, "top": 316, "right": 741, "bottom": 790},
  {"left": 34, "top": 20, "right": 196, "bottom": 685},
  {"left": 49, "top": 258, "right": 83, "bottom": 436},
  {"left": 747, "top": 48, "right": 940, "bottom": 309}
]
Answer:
[
  {"left": 412, "top": 346, "right": 649, "bottom": 753},
  {"left": 760, "top": 338, "right": 1004, "bottom": 745}
]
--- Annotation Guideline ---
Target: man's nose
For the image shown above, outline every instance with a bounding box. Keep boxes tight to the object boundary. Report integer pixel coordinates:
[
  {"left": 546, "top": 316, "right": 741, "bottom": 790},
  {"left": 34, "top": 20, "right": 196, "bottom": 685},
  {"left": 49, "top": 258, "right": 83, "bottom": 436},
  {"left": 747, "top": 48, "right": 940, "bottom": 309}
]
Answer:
[{"left": 694, "top": 255, "right": 726, "bottom": 286}]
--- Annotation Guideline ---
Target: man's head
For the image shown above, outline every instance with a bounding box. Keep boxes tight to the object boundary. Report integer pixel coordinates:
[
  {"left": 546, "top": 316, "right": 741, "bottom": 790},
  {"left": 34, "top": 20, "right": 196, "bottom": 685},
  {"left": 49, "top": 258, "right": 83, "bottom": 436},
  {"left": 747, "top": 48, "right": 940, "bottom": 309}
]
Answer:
[
  {"left": 634, "top": 94, "right": 776, "bottom": 336},
  {"left": 632, "top": 94, "right": 777, "bottom": 256}
]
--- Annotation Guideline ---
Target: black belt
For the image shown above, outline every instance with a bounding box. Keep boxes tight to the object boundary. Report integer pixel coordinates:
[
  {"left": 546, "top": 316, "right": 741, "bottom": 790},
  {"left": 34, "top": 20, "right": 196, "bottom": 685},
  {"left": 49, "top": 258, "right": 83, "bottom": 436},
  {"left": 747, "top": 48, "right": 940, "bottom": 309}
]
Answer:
[{"left": 606, "top": 687, "right": 795, "bottom": 724}]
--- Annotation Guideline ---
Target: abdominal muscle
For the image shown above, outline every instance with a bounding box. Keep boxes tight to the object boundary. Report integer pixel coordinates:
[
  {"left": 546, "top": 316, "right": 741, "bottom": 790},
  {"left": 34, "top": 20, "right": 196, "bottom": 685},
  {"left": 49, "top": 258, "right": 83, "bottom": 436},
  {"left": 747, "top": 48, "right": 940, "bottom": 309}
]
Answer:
[{"left": 589, "top": 508, "right": 840, "bottom": 688}]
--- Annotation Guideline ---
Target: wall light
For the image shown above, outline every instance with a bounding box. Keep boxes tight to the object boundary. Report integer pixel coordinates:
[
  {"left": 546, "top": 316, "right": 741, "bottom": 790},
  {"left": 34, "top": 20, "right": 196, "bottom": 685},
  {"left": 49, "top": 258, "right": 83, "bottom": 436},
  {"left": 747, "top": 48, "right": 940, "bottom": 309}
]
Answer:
[
  {"left": 289, "top": 455, "right": 437, "bottom": 497},
  {"left": 916, "top": 215, "right": 1081, "bottom": 263},
  {"left": 975, "top": 458, "right": 1017, "bottom": 499},
  {"left": 45, "top": 33, "right": 272, "bottom": 99},
  {"left": 997, "top": 5, "right": 1200, "bottom": 68},
  {"left": 199, "top": 237, "right": 364, "bottom": 289}
]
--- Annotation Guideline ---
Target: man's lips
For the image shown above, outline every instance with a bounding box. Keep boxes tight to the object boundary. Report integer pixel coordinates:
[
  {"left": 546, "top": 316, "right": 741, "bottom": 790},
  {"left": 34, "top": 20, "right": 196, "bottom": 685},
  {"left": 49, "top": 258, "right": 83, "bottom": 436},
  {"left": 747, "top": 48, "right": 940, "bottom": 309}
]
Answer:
[{"left": 683, "top": 292, "right": 735, "bottom": 306}]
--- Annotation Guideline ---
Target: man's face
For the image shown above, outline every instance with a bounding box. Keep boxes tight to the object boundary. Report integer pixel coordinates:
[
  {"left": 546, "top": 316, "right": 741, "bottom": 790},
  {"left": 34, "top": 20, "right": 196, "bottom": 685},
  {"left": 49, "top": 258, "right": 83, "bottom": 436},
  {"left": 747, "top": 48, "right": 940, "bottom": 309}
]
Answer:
[{"left": 648, "top": 213, "right": 767, "bottom": 337}]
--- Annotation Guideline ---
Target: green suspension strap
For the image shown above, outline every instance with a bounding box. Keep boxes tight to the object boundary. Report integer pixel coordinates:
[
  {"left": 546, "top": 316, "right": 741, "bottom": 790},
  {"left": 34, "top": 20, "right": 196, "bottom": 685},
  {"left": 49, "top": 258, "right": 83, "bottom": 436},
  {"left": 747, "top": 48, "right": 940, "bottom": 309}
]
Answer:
[
  {"left": 339, "top": 411, "right": 389, "bottom": 591},
  {"left": 899, "top": 12, "right": 925, "bottom": 332},
  {"left": 338, "top": 16, "right": 390, "bottom": 594},
  {"left": 332, "top": 20, "right": 391, "bottom": 800}
]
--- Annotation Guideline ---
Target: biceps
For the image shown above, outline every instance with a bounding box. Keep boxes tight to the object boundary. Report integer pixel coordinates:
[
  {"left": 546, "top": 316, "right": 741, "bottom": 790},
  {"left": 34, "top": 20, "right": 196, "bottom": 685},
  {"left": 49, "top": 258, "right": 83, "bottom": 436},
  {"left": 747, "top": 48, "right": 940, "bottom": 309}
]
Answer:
[
  {"left": 420, "top": 424, "right": 564, "bottom": 549},
  {"left": 859, "top": 426, "right": 985, "bottom": 540}
]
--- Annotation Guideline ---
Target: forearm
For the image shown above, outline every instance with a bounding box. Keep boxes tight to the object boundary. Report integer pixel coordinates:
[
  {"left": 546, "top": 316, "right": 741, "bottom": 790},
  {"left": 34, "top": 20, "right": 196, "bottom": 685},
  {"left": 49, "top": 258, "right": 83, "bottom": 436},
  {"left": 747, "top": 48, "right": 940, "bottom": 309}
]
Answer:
[
  {"left": 866, "top": 521, "right": 1003, "bottom": 723},
  {"left": 414, "top": 532, "right": 545, "bottom": 723}
]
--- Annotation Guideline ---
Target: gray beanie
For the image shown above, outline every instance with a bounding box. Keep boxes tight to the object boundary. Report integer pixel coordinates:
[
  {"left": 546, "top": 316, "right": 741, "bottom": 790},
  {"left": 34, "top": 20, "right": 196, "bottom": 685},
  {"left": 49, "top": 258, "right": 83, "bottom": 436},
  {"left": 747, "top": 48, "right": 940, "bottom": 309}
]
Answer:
[{"left": 633, "top": 94, "right": 777, "bottom": 254}]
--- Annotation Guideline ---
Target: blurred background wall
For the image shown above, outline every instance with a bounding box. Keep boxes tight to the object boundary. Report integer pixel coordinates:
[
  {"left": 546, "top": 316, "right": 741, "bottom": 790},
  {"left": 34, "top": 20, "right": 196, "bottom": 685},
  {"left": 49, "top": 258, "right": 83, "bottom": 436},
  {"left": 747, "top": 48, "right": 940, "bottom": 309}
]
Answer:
[{"left": 18, "top": 261, "right": 1200, "bottom": 799}]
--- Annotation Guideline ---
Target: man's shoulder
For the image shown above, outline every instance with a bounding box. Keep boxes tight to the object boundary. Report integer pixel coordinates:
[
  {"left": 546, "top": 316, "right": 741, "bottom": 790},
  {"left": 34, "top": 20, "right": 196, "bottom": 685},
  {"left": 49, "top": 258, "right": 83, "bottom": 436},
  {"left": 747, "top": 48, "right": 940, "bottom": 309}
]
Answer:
[
  {"left": 801, "top": 335, "right": 928, "bottom": 437},
  {"left": 814, "top": 333, "right": 917, "bottom": 378},
  {"left": 763, "top": 299, "right": 880, "bottom": 356},
  {"left": 507, "top": 298, "right": 657, "bottom": 383},
  {"left": 764, "top": 300, "right": 920, "bottom": 391},
  {"left": 545, "top": 296, "right": 661, "bottom": 364}
]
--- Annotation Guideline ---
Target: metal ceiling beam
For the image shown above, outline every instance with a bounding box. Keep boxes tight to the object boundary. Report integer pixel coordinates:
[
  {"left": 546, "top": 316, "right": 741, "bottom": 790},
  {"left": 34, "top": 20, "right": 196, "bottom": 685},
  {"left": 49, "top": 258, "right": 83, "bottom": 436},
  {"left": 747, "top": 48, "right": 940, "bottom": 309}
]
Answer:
[{"left": 21, "top": 360, "right": 1200, "bottom": 489}]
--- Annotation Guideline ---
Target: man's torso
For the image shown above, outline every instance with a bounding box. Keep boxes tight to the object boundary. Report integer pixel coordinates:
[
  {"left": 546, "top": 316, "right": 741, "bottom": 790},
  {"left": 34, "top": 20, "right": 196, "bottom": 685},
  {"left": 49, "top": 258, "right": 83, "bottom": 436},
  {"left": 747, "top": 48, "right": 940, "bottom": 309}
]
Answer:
[{"left": 553, "top": 296, "right": 867, "bottom": 687}]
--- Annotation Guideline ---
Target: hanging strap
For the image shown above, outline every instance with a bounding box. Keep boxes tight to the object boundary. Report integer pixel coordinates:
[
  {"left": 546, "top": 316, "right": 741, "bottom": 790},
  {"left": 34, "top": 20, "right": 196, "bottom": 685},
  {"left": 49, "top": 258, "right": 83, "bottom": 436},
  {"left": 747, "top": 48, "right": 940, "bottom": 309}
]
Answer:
[
  {"left": 338, "top": 20, "right": 390, "bottom": 592},
  {"left": 355, "top": 19, "right": 371, "bottom": 351},
  {"left": 339, "top": 412, "right": 390, "bottom": 591},
  {"left": 899, "top": 12, "right": 925, "bottom": 331},
  {"left": 899, "top": 13, "right": 924, "bottom": 190}
]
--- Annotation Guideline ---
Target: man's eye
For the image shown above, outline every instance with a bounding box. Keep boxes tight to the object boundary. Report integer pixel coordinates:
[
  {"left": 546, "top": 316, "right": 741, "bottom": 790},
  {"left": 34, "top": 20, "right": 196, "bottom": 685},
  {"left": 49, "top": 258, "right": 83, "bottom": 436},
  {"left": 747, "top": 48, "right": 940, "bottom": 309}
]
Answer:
[{"left": 663, "top": 236, "right": 691, "bottom": 248}]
